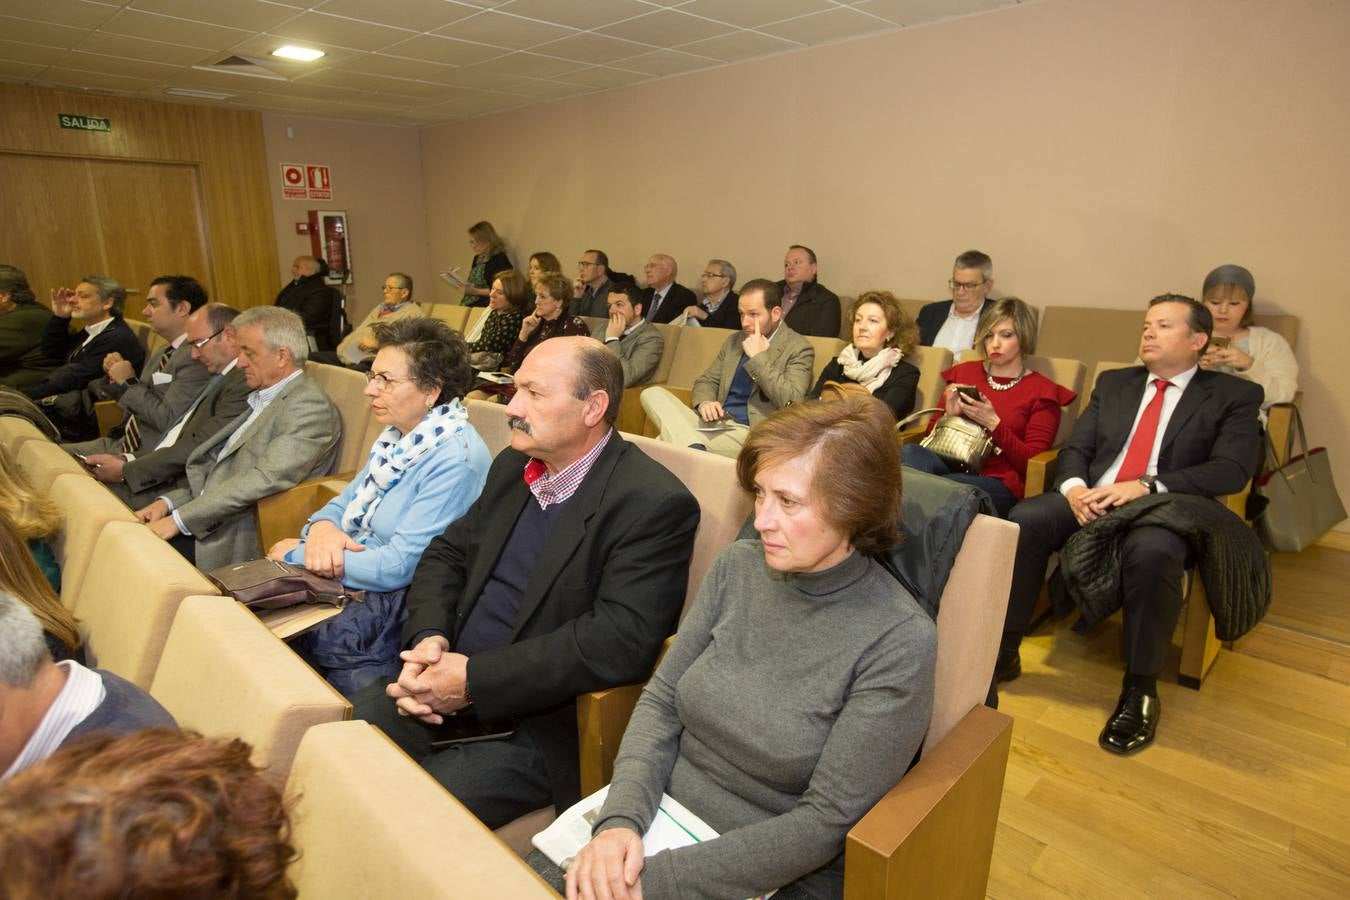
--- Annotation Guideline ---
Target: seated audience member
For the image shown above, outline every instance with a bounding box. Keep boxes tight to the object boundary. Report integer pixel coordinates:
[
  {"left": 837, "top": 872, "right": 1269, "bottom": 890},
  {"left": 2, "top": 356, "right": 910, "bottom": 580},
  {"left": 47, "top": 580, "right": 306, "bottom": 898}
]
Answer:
[
  {"left": 683, "top": 258, "right": 740, "bottom": 329},
  {"left": 0, "top": 516, "right": 81, "bottom": 663},
  {"left": 352, "top": 337, "right": 699, "bottom": 827},
  {"left": 903, "top": 297, "right": 1076, "bottom": 516},
  {"left": 1001, "top": 295, "right": 1261, "bottom": 753},
  {"left": 24, "top": 276, "right": 145, "bottom": 440},
  {"left": 464, "top": 269, "right": 531, "bottom": 371},
  {"left": 528, "top": 251, "right": 563, "bottom": 286},
  {"left": 565, "top": 397, "right": 937, "bottom": 900},
  {"left": 1199, "top": 264, "right": 1298, "bottom": 409},
  {"left": 134, "top": 307, "right": 340, "bottom": 571},
  {"left": 594, "top": 280, "right": 665, "bottom": 386},
  {"left": 0, "top": 443, "right": 62, "bottom": 592},
  {"left": 466, "top": 272, "right": 588, "bottom": 404},
  {"left": 573, "top": 249, "right": 613, "bottom": 318},
  {"left": 274, "top": 255, "right": 340, "bottom": 351},
  {"left": 0, "top": 264, "right": 60, "bottom": 390},
  {"left": 267, "top": 319, "right": 492, "bottom": 696},
  {"left": 0, "top": 592, "right": 175, "bottom": 782},
  {"left": 641, "top": 254, "right": 698, "bottom": 324},
  {"left": 917, "top": 250, "right": 996, "bottom": 351},
  {"left": 0, "top": 729, "right": 296, "bottom": 900},
  {"left": 777, "top": 244, "right": 842, "bottom": 337},
  {"left": 642, "top": 279, "right": 813, "bottom": 458},
  {"left": 810, "top": 291, "right": 921, "bottom": 419},
  {"left": 82, "top": 304, "right": 251, "bottom": 510},
  {"left": 458, "top": 220, "right": 513, "bottom": 307},
  {"left": 320, "top": 271, "right": 424, "bottom": 368},
  {"left": 64, "top": 275, "right": 211, "bottom": 459}
]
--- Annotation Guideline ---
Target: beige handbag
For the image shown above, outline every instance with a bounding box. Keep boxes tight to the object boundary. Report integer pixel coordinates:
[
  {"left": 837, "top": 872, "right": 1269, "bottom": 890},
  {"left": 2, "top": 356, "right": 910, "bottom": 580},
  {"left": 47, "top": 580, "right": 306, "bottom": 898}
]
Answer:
[{"left": 897, "top": 407, "right": 999, "bottom": 475}]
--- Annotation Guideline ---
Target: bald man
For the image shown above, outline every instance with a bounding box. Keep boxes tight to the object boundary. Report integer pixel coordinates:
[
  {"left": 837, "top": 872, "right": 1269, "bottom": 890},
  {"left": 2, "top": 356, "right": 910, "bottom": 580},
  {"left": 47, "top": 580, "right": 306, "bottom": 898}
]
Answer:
[
  {"left": 274, "top": 255, "right": 341, "bottom": 352},
  {"left": 641, "top": 254, "right": 698, "bottom": 324}
]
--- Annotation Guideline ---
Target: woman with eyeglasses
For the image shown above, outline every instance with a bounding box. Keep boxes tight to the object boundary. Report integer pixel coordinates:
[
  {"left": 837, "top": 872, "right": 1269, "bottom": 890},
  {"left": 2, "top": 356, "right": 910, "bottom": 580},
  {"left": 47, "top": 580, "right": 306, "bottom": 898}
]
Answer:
[
  {"left": 267, "top": 317, "right": 491, "bottom": 696},
  {"left": 1197, "top": 265, "right": 1298, "bottom": 409}
]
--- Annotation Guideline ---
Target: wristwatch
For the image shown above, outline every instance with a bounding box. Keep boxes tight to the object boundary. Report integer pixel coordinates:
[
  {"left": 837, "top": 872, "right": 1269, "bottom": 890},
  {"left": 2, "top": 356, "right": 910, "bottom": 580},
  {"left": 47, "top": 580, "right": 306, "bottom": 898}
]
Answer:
[
  {"left": 123, "top": 376, "right": 140, "bottom": 386},
  {"left": 1138, "top": 474, "right": 1159, "bottom": 493}
]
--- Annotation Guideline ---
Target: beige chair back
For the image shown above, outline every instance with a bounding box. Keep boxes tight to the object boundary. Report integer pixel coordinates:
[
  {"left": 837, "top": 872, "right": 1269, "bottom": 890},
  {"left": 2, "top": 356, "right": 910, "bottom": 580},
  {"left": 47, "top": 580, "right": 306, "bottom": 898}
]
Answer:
[
  {"left": 467, "top": 398, "right": 514, "bottom": 457},
  {"left": 123, "top": 316, "right": 167, "bottom": 355},
  {"left": 804, "top": 335, "right": 846, "bottom": 383},
  {"left": 1037, "top": 306, "right": 1142, "bottom": 377},
  {"left": 150, "top": 595, "right": 350, "bottom": 787},
  {"left": 623, "top": 434, "right": 753, "bottom": 617},
  {"left": 580, "top": 315, "right": 607, "bottom": 334},
  {"left": 898, "top": 298, "right": 929, "bottom": 323},
  {"left": 955, "top": 350, "right": 1086, "bottom": 447},
  {"left": 926, "top": 514, "right": 1018, "bottom": 753},
  {"left": 904, "top": 345, "right": 955, "bottom": 413},
  {"left": 423, "top": 303, "right": 472, "bottom": 332},
  {"left": 286, "top": 721, "right": 557, "bottom": 898},
  {"left": 647, "top": 322, "right": 682, "bottom": 384},
  {"left": 464, "top": 307, "right": 487, "bottom": 335},
  {"left": 662, "top": 326, "right": 734, "bottom": 390},
  {"left": 0, "top": 415, "right": 48, "bottom": 451},
  {"left": 48, "top": 472, "right": 138, "bottom": 610},
  {"left": 305, "top": 362, "right": 371, "bottom": 475},
  {"left": 16, "top": 438, "right": 88, "bottom": 492},
  {"left": 74, "top": 521, "right": 218, "bottom": 688},
  {"left": 1252, "top": 312, "right": 1298, "bottom": 348}
]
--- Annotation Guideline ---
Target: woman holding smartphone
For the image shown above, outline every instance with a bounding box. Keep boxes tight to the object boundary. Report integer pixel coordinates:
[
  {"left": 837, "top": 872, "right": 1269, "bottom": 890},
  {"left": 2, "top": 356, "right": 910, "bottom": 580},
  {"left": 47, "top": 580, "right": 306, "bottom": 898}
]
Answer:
[
  {"left": 1198, "top": 264, "right": 1298, "bottom": 409},
  {"left": 901, "top": 297, "right": 1075, "bottom": 516}
]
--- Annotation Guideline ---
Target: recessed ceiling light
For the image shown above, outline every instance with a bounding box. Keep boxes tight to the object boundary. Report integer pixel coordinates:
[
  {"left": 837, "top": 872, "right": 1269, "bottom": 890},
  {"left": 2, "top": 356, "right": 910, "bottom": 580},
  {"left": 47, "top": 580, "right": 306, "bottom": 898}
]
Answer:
[{"left": 272, "top": 45, "right": 325, "bottom": 62}]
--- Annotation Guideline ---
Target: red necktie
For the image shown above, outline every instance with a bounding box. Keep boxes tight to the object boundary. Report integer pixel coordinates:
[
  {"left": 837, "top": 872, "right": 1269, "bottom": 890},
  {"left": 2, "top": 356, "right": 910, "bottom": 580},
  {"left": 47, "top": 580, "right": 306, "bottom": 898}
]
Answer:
[{"left": 1116, "top": 378, "right": 1171, "bottom": 483}]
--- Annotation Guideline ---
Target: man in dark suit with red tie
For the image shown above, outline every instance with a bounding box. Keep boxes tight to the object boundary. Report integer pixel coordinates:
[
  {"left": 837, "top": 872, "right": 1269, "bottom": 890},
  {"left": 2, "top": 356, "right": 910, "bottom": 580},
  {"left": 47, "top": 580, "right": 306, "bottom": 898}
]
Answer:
[{"left": 1001, "top": 295, "right": 1262, "bottom": 754}]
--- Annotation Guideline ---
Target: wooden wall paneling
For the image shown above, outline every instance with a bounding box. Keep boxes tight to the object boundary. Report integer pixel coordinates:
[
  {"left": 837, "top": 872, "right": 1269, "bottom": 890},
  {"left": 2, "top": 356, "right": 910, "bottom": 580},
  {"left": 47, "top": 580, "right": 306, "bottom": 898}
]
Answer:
[{"left": 0, "top": 154, "right": 108, "bottom": 297}]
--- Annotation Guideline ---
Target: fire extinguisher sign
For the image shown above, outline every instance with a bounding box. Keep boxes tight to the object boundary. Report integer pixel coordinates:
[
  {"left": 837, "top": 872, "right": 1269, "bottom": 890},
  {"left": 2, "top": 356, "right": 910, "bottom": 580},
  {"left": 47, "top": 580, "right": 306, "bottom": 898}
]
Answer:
[{"left": 280, "top": 163, "right": 333, "bottom": 200}]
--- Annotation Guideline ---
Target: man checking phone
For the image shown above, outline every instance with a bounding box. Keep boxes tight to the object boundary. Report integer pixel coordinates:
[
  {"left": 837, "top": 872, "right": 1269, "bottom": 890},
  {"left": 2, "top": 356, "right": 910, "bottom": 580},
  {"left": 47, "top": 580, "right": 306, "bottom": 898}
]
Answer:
[{"left": 640, "top": 279, "right": 814, "bottom": 457}]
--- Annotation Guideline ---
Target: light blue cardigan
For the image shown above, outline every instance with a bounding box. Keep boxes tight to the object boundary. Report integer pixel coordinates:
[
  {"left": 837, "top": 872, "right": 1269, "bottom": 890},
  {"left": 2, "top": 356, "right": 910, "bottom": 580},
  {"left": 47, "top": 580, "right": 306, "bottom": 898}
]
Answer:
[{"left": 284, "top": 420, "right": 492, "bottom": 591}]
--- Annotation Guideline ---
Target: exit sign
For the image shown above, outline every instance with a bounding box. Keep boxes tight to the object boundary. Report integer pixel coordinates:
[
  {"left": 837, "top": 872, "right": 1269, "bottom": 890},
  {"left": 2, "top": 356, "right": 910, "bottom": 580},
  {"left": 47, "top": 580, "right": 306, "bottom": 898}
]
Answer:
[{"left": 59, "top": 114, "right": 111, "bottom": 133}]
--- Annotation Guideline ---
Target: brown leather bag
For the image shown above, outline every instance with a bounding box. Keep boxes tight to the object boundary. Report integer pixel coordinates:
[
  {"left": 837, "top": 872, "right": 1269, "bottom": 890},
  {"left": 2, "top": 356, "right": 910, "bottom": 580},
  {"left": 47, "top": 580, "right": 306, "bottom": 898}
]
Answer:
[{"left": 208, "top": 558, "right": 363, "bottom": 612}]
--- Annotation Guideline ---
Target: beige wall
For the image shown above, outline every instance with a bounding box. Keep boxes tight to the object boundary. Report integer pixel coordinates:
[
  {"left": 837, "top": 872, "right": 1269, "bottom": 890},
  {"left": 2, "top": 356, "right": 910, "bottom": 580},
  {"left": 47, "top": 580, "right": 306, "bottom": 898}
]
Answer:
[
  {"left": 261, "top": 114, "right": 432, "bottom": 324},
  {"left": 419, "top": 0, "right": 1350, "bottom": 528}
]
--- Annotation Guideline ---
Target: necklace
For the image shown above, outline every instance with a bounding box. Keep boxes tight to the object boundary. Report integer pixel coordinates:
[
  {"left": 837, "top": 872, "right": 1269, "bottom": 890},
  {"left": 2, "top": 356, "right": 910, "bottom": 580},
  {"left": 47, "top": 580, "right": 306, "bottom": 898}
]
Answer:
[{"left": 985, "top": 364, "right": 1027, "bottom": 392}]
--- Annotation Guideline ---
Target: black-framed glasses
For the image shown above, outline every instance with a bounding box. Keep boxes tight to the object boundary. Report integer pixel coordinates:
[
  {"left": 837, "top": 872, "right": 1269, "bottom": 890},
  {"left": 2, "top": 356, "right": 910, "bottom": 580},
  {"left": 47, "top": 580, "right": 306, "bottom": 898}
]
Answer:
[
  {"left": 365, "top": 371, "right": 415, "bottom": 392},
  {"left": 190, "top": 328, "right": 225, "bottom": 349},
  {"left": 702, "top": 271, "right": 728, "bottom": 279},
  {"left": 949, "top": 278, "right": 987, "bottom": 293}
]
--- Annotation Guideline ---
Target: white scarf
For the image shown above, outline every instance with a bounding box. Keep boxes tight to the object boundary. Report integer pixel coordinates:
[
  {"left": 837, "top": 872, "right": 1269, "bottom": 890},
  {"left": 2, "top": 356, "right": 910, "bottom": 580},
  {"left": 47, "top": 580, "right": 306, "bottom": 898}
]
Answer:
[
  {"left": 340, "top": 399, "right": 469, "bottom": 536},
  {"left": 838, "top": 344, "right": 902, "bottom": 393}
]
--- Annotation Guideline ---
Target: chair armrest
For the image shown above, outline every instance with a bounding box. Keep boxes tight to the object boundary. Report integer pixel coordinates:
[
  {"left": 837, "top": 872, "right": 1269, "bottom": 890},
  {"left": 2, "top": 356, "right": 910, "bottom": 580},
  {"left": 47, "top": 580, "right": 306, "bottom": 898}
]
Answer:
[
  {"left": 1022, "top": 448, "right": 1061, "bottom": 498},
  {"left": 576, "top": 636, "right": 675, "bottom": 796},
  {"left": 253, "top": 473, "right": 353, "bottom": 557},
  {"left": 95, "top": 400, "right": 122, "bottom": 437},
  {"left": 844, "top": 704, "right": 1013, "bottom": 900},
  {"left": 616, "top": 383, "right": 656, "bottom": 436}
]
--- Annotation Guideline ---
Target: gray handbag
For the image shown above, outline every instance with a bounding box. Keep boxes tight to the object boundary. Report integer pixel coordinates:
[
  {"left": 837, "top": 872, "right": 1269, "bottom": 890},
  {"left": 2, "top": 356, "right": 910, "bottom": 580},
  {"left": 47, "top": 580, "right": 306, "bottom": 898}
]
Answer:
[
  {"left": 897, "top": 407, "right": 999, "bottom": 475},
  {"left": 1254, "top": 406, "right": 1346, "bottom": 552}
]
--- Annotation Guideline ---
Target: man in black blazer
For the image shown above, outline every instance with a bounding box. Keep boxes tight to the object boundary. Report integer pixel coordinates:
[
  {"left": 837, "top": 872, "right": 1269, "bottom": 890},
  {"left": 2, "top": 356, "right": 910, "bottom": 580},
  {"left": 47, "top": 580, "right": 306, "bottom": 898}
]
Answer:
[
  {"left": 274, "top": 255, "right": 340, "bottom": 351},
  {"left": 776, "top": 244, "right": 842, "bottom": 338},
  {"left": 642, "top": 253, "right": 698, "bottom": 324},
  {"left": 683, "top": 258, "right": 741, "bottom": 330},
  {"left": 916, "top": 249, "right": 995, "bottom": 350},
  {"left": 353, "top": 337, "right": 700, "bottom": 826},
  {"left": 1002, "top": 295, "right": 1261, "bottom": 754}
]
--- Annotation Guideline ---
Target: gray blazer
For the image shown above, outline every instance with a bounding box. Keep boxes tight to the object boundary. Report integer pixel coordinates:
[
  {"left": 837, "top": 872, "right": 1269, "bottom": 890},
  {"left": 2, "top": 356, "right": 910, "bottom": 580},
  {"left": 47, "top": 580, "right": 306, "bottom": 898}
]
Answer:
[
  {"left": 164, "top": 372, "right": 340, "bottom": 572},
  {"left": 592, "top": 320, "right": 665, "bottom": 386},
  {"left": 90, "top": 339, "right": 212, "bottom": 445},
  {"left": 690, "top": 323, "right": 813, "bottom": 425}
]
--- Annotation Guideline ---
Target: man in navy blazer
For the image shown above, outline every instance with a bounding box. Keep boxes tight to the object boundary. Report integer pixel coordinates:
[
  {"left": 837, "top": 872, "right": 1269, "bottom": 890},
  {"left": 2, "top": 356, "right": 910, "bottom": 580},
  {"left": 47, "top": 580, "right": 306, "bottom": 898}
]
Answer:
[
  {"left": 353, "top": 337, "right": 699, "bottom": 826},
  {"left": 916, "top": 249, "right": 995, "bottom": 350},
  {"left": 641, "top": 253, "right": 698, "bottom": 324},
  {"left": 1001, "top": 295, "right": 1261, "bottom": 754}
]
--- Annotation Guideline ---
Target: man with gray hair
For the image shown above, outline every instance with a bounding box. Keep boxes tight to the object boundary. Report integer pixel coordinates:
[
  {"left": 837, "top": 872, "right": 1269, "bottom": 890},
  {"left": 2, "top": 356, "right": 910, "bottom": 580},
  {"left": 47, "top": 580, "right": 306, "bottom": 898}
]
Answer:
[
  {"left": 0, "top": 591, "right": 175, "bottom": 781},
  {"left": 352, "top": 336, "right": 698, "bottom": 828},
  {"left": 682, "top": 258, "right": 740, "bottom": 329},
  {"left": 134, "top": 306, "right": 341, "bottom": 570},
  {"left": 642, "top": 253, "right": 698, "bottom": 324},
  {"left": 917, "top": 249, "right": 995, "bottom": 351}
]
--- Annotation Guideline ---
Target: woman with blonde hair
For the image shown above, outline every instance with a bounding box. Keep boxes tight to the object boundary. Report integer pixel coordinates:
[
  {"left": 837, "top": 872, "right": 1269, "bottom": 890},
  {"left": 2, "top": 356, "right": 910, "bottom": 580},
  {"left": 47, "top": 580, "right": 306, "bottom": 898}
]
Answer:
[
  {"left": 0, "top": 443, "right": 62, "bottom": 590},
  {"left": 0, "top": 514, "right": 82, "bottom": 662},
  {"left": 456, "top": 220, "right": 512, "bottom": 307},
  {"left": 809, "top": 291, "right": 921, "bottom": 418}
]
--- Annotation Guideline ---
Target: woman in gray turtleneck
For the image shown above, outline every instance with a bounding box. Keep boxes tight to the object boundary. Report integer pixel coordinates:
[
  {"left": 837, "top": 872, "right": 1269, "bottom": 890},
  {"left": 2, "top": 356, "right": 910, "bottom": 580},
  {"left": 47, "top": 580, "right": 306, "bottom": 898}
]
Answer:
[{"left": 568, "top": 396, "right": 938, "bottom": 900}]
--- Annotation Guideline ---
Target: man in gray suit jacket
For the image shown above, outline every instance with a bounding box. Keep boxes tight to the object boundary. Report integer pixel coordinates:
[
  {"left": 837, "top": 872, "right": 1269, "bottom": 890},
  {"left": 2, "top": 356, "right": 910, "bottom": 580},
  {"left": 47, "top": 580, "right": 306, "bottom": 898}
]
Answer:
[
  {"left": 591, "top": 281, "right": 665, "bottom": 386},
  {"left": 135, "top": 306, "right": 340, "bottom": 572},
  {"left": 64, "top": 275, "right": 211, "bottom": 458},
  {"left": 641, "top": 279, "right": 813, "bottom": 458}
]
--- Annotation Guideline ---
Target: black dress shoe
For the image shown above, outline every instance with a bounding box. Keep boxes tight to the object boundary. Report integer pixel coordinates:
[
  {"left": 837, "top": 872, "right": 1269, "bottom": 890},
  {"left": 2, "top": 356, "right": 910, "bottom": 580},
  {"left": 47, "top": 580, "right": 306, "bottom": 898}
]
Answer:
[
  {"left": 994, "top": 649, "right": 1021, "bottom": 683},
  {"left": 1099, "top": 688, "right": 1160, "bottom": 755}
]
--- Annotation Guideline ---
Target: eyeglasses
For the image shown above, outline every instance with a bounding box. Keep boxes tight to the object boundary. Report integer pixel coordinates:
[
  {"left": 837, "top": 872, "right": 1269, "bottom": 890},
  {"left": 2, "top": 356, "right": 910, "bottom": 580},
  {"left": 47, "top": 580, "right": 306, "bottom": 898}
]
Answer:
[
  {"left": 381, "top": 284, "right": 405, "bottom": 293},
  {"left": 702, "top": 271, "right": 728, "bottom": 279},
  {"left": 364, "top": 371, "right": 415, "bottom": 392},
  {"left": 189, "top": 328, "right": 225, "bottom": 349},
  {"left": 949, "top": 278, "right": 987, "bottom": 293},
  {"left": 577, "top": 261, "right": 598, "bottom": 268}
]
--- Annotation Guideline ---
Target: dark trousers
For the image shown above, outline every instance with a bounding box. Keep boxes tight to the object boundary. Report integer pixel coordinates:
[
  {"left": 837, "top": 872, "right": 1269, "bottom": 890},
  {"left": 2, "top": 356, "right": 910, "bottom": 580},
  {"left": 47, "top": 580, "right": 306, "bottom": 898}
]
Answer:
[
  {"left": 1006, "top": 492, "right": 1188, "bottom": 678},
  {"left": 901, "top": 443, "right": 1018, "bottom": 517},
  {"left": 350, "top": 680, "right": 553, "bottom": 828}
]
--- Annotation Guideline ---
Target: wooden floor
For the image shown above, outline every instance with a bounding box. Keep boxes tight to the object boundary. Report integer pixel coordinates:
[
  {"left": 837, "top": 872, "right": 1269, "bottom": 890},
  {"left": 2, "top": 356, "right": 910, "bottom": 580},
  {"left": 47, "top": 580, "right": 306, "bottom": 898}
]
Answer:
[
  {"left": 1266, "top": 545, "right": 1350, "bottom": 645},
  {"left": 988, "top": 612, "right": 1350, "bottom": 898}
]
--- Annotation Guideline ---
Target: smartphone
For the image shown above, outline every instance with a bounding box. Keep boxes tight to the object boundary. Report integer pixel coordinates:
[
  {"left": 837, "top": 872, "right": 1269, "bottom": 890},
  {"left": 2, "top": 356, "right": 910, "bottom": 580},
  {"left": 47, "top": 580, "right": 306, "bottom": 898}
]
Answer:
[
  {"left": 76, "top": 454, "right": 100, "bottom": 469},
  {"left": 427, "top": 714, "right": 517, "bottom": 748},
  {"left": 956, "top": 385, "right": 981, "bottom": 402},
  {"left": 1211, "top": 336, "right": 1231, "bottom": 350}
]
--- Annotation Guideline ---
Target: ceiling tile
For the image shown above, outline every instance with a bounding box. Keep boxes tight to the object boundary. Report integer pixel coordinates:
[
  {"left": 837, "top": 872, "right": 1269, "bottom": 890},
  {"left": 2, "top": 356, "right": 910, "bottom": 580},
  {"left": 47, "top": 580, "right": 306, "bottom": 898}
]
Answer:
[
  {"left": 335, "top": 53, "right": 449, "bottom": 80},
  {"left": 269, "top": 11, "right": 414, "bottom": 51},
  {"left": 381, "top": 34, "right": 508, "bottom": 66},
  {"left": 37, "top": 69, "right": 158, "bottom": 92},
  {"left": 60, "top": 51, "right": 186, "bottom": 81},
  {"left": 497, "top": 76, "right": 588, "bottom": 99},
  {"left": 596, "top": 10, "right": 735, "bottom": 47},
  {"left": 75, "top": 31, "right": 219, "bottom": 66},
  {"left": 610, "top": 48, "right": 724, "bottom": 77},
  {"left": 422, "top": 91, "right": 528, "bottom": 116},
  {"left": 255, "top": 77, "right": 368, "bottom": 99},
  {"left": 0, "top": 16, "right": 94, "bottom": 49},
  {"left": 676, "top": 0, "right": 837, "bottom": 28},
  {"left": 495, "top": 0, "right": 652, "bottom": 31},
  {"left": 0, "top": 0, "right": 120, "bottom": 30},
  {"left": 310, "top": 0, "right": 481, "bottom": 32},
  {"left": 98, "top": 9, "right": 254, "bottom": 50},
  {"left": 128, "top": 0, "right": 304, "bottom": 31},
  {"left": 222, "top": 34, "right": 364, "bottom": 68},
  {"left": 0, "top": 60, "right": 47, "bottom": 79},
  {"left": 554, "top": 65, "right": 651, "bottom": 89},
  {"left": 0, "top": 38, "right": 71, "bottom": 66},
  {"left": 463, "top": 51, "right": 578, "bottom": 79},
  {"left": 160, "top": 66, "right": 285, "bottom": 91},
  {"left": 433, "top": 10, "right": 576, "bottom": 50},
  {"left": 759, "top": 7, "right": 896, "bottom": 46},
  {"left": 675, "top": 29, "right": 802, "bottom": 62},
  {"left": 530, "top": 32, "right": 652, "bottom": 64},
  {"left": 854, "top": 0, "right": 1014, "bottom": 27}
]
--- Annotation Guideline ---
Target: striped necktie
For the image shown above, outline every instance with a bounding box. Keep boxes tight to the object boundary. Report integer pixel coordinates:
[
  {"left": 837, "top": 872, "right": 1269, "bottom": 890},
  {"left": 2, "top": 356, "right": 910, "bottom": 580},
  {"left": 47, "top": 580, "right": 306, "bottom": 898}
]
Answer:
[{"left": 120, "top": 350, "right": 172, "bottom": 454}]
